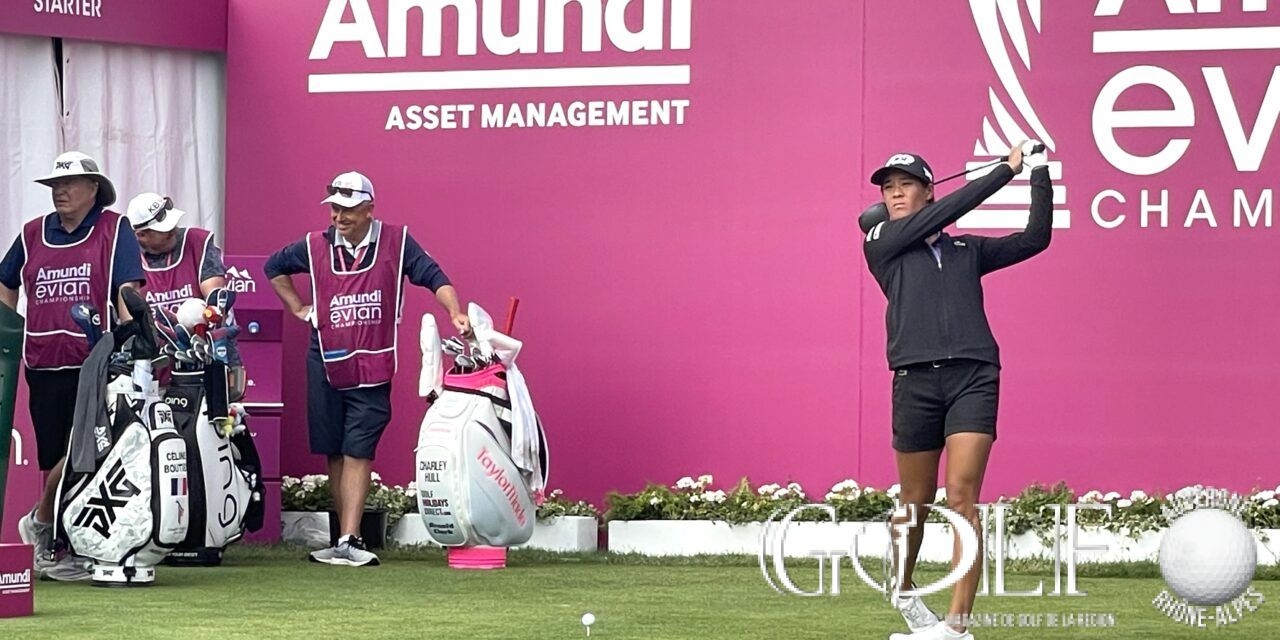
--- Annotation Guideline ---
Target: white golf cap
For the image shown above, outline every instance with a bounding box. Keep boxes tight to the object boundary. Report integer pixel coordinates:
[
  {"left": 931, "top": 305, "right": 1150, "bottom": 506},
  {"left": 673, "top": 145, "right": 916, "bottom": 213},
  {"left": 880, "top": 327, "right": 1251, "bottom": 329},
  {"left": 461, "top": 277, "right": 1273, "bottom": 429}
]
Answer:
[
  {"left": 126, "top": 192, "right": 186, "bottom": 232},
  {"left": 321, "top": 171, "right": 375, "bottom": 208},
  {"left": 34, "top": 151, "right": 117, "bottom": 207}
]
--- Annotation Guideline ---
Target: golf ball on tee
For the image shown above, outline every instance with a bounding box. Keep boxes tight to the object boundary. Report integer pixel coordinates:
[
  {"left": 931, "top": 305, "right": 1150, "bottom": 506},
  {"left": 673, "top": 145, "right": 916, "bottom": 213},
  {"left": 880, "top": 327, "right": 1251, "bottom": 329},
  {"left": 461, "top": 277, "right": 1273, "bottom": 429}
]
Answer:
[
  {"left": 1158, "top": 508, "right": 1256, "bottom": 606},
  {"left": 581, "top": 613, "right": 596, "bottom": 626}
]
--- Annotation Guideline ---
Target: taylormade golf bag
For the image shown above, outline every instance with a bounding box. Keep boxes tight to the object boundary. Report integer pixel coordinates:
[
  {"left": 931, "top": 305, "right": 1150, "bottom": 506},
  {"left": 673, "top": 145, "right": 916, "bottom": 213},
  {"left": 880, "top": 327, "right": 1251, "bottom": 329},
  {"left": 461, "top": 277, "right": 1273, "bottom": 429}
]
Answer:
[
  {"left": 160, "top": 293, "right": 264, "bottom": 566},
  {"left": 415, "top": 306, "right": 549, "bottom": 547},
  {"left": 57, "top": 289, "right": 190, "bottom": 585}
]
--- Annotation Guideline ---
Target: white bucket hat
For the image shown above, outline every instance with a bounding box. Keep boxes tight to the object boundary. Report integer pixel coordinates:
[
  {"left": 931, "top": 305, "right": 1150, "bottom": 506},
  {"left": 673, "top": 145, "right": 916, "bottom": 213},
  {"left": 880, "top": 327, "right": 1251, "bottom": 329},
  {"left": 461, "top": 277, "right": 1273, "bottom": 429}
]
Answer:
[
  {"left": 321, "top": 171, "right": 375, "bottom": 208},
  {"left": 126, "top": 192, "right": 187, "bottom": 232},
  {"left": 34, "top": 151, "right": 117, "bottom": 207}
]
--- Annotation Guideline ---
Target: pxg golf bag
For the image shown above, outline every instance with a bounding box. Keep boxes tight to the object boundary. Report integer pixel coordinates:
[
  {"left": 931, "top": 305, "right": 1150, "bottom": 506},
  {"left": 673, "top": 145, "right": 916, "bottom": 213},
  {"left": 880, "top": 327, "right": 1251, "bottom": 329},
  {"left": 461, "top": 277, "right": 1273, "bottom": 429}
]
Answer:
[
  {"left": 56, "top": 288, "right": 190, "bottom": 586},
  {"left": 155, "top": 290, "right": 265, "bottom": 566},
  {"left": 414, "top": 306, "right": 549, "bottom": 547}
]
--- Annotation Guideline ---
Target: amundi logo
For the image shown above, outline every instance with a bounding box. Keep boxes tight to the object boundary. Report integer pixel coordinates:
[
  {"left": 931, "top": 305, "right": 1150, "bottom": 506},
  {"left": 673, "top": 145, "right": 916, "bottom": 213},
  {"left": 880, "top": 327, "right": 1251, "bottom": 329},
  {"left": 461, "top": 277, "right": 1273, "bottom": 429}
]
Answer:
[
  {"left": 308, "top": 0, "right": 694, "bottom": 93},
  {"left": 310, "top": 0, "right": 692, "bottom": 59}
]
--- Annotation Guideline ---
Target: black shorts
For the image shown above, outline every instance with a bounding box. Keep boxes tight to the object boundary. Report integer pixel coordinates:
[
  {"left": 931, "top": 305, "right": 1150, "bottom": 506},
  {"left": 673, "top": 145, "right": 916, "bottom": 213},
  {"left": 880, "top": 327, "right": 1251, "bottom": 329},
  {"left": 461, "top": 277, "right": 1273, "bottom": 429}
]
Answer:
[
  {"left": 891, "top": 359, "right": 999, "bottom": 453},
  {"left": 307, "top": 348, "right": 392, "bottom": 460},
  {"left": 25, "top": 367, "right": 82, "bottom": 471}
]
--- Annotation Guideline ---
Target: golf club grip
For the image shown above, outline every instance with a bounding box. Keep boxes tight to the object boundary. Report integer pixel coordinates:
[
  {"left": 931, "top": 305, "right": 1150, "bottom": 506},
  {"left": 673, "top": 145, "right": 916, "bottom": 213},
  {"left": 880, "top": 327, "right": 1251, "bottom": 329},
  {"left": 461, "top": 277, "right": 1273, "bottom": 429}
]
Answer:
[
  {"left": 1006, "top": 142, "right": 1045, "bottom": 159},
  {"left": 503, "top": 297, "right": 519, "bottom": 335}
]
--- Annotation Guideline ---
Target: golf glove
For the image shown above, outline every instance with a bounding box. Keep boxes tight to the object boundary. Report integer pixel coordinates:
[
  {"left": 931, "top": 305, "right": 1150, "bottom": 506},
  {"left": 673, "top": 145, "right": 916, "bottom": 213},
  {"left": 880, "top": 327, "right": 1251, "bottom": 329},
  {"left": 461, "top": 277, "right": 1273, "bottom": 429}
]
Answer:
[{"left": 1021, "top": 139, "right": 1048, "bottom": 172}]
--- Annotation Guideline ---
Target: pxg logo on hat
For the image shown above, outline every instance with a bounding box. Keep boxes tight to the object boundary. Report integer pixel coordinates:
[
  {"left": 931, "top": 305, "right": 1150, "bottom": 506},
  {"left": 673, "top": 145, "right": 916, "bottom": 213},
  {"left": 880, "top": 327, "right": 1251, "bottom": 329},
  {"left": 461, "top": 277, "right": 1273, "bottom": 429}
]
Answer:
[
  {"left": 871, "top": 153, "right": 934, "bottom": 186},
  {"left": 35, "top": 151, "right": 118, "bottom": 207}
]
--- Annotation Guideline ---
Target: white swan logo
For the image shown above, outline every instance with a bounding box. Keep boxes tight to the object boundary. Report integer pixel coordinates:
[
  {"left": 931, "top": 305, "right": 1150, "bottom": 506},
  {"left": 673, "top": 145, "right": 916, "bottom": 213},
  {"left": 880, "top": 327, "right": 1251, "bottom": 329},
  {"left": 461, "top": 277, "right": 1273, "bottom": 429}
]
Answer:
[{"left": 960, "top": 0, "right": 1068, "bottom": 230}]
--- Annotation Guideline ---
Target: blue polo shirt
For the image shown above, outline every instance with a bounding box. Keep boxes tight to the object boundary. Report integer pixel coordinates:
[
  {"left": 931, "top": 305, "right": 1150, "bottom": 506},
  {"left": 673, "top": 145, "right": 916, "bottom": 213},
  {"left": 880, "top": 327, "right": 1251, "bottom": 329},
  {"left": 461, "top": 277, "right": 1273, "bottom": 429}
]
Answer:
[{"left": 0, "top": 205, "right": 146, "bottom": 294}]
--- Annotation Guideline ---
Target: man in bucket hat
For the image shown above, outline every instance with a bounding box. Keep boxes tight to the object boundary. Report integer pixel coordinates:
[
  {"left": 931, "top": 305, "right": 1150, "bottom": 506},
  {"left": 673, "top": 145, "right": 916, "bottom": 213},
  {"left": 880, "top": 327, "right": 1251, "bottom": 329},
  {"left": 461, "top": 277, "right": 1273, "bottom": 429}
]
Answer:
[
  {"left": 265, "top": 170, "right": 469, "bottom": 567},
  {"left": 0, "top": 151, "right": 146, "bottom": 581}
]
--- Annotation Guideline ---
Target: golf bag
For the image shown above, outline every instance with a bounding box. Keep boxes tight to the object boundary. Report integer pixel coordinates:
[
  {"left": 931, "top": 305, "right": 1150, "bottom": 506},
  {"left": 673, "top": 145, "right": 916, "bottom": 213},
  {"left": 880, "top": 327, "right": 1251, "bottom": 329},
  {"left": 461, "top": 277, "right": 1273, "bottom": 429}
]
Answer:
[
  {"left": 162, "top": 364, "right": 264, "bottom": 566},
  {"left": 57, "top": 289, "right": 191, "bottom": 586},
  {"left": 415, "top": 305, "right": 549, "bottom": 547}
]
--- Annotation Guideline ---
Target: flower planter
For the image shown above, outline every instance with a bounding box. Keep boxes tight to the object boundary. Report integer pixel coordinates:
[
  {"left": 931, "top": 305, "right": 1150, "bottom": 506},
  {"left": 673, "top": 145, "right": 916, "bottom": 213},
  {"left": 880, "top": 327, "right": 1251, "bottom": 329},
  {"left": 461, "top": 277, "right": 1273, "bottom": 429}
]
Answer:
[
  {"left": 281, "top": 511, "right": 330, "bottom": 549},
  {"left": 517, "top": 516, "right": 599, "bottom": 552},
  {"left": 389, "top": 514, "right": 440, "bottom": 547},
  {"left": 281, "top": 510, "right": 389, "bottom": 549},
  {"left": 607, "top": 520, "right": 1280, "bottom": 565},
  {"left": 386, "top": 514, "right": 598, "bottom": 552}
]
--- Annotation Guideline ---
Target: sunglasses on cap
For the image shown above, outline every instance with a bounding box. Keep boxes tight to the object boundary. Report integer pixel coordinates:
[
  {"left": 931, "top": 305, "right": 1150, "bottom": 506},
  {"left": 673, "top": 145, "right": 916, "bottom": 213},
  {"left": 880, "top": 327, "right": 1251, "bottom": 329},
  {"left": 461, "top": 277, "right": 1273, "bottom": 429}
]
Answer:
[
  {"left": 132, "top": 196, "right": 174, "bottom": 230},
  {"left": 326, "top": 185, "right": 371, "bottom": 198}
]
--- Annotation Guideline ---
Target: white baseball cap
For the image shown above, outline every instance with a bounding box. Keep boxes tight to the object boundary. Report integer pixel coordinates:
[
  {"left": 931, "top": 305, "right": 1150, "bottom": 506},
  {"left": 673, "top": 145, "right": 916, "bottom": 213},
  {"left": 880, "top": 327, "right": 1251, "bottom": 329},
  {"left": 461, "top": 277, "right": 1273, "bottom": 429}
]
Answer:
[
  {"left": 321, "top": 171, "right": 375, "bottom": 208},
  {"left": 126, "top": 192, "right": 187, "bottom": 232},
  {"left": 34, "top": 151, "right": 117, "bottom": 207}
]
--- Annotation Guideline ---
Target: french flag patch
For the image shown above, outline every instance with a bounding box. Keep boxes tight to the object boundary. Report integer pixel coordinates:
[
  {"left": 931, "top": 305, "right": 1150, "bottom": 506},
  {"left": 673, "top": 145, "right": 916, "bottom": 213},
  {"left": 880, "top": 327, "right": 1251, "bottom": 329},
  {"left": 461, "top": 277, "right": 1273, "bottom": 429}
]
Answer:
[{"left": 171, "top": 477, "right": 188, "bottom": 495}]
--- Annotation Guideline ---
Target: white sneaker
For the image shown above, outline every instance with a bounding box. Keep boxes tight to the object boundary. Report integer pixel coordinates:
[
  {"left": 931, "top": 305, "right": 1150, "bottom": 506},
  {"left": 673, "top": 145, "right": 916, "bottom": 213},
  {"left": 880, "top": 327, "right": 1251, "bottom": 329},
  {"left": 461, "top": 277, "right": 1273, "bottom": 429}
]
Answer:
[
  {"left": 896, "top": 595, "right": 941, "bottom": 632},
  {"left": 41, "top": 555, "right": 92, "bottom": 582},
  {"left": 17, "top": 508, "right": 57, "bottom": 569},
  {"left": 312, "top": 536, "right": 379, "bottom": 567},
  {"left": 889, "top": 621, "right": 974, "bottom": 640},
  {"left": 307, "top": 545, "right": 340, "bottom": 564}
]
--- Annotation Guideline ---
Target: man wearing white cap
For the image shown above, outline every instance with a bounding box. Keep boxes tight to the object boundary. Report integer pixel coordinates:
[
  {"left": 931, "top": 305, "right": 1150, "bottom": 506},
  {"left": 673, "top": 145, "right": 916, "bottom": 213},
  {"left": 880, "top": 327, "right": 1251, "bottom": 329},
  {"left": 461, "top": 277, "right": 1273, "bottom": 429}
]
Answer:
[
  {"left": 0, "top": 151, "right": 145, "bottom": 581},
  {"left": 265, "top": 170, "right": 469, "bottom": 567},
  {"left": 127, "top": 192, "right": 244, "bottom": 396}
]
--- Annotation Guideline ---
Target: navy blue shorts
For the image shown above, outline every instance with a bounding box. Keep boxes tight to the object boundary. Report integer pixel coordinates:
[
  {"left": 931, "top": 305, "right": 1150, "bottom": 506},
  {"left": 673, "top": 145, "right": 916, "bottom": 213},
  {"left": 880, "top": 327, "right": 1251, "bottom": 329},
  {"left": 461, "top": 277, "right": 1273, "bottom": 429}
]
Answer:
[{"left": 307, "top": 347, "right": 392, "bottom": 460}]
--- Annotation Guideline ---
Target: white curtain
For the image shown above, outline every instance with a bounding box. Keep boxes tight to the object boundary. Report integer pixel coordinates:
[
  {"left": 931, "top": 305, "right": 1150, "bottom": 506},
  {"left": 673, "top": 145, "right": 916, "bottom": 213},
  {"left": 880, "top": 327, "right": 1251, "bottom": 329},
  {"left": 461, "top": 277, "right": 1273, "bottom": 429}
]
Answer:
[
  {"left": 61, "top": 41, "right": 225, "bottom": 237},
  {"left": 0, "top": 34, "right": 63, "bottom": 245}
]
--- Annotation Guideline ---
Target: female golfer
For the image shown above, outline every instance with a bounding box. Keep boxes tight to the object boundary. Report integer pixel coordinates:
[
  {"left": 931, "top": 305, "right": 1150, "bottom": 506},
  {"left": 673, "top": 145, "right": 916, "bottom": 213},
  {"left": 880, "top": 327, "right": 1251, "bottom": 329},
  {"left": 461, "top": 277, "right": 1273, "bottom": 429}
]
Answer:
[{"left": 861, "top": 141, "right": 1053, "bottom": 640}]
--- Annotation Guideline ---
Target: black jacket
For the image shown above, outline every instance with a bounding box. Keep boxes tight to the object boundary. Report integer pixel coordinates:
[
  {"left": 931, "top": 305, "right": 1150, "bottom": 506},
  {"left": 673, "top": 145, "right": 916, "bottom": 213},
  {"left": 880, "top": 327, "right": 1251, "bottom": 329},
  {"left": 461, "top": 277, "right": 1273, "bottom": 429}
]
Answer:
[{"left": 863, "top": 164, "right": 1053, "bottom": 369}]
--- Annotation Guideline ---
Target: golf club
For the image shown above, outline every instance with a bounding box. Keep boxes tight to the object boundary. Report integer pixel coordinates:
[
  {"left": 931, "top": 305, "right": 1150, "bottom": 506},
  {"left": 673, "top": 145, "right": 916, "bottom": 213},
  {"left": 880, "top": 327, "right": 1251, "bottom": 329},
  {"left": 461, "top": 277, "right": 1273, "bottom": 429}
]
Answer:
[{"left": 931, "top": 142, "right": 1046, "bottom": 185}]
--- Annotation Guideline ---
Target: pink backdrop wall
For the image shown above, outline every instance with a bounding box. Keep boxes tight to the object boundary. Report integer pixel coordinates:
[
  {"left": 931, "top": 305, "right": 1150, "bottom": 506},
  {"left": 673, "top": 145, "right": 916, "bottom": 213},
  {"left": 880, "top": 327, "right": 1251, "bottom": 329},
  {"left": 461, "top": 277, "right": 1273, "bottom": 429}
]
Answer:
[
  {"left": 7, "top": 2, "right": 1276, "bottom": 540},
  {"left": 222, "top": 0, "right": 1280, "bottom": 506}
]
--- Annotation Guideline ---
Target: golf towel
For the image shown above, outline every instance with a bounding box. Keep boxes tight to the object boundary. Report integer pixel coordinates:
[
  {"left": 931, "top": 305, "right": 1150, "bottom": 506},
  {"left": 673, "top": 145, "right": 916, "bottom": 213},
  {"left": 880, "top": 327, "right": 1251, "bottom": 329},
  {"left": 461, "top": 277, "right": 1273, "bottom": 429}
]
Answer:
[
  {"left": 69, "top": 332, "right": 115, "bottom": 474},
  {"left": 467, "top": 303, "right": 545, "bottom": 493}
]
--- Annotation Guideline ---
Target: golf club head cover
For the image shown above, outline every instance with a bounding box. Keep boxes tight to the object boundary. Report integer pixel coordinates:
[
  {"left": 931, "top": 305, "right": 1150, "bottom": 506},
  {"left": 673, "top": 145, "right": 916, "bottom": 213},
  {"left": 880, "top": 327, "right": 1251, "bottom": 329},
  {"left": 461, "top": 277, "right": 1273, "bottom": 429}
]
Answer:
[
  {"left": 859, "top": 202, "right": 889, "bottom": 234},
  {"left": 415, "top": 365, "right": 534, "bottom": 547},
  {"left": 70, "top": 303, "right": 103, "bottom": 349},
  {"left": 1021, "top": 139, "right": 1048, "bottom": 171},
  {"left": 210, "top": 326, "right": 240, "bottom": 365},
  {"left": 205, "top": 287, "right": 235, "bottom": 314},
  {"left": 420, "top": 313, "right": 443, "bottom": 399},
  {"left": 121, "top": 287, "right": 161, "bottom": 361}
]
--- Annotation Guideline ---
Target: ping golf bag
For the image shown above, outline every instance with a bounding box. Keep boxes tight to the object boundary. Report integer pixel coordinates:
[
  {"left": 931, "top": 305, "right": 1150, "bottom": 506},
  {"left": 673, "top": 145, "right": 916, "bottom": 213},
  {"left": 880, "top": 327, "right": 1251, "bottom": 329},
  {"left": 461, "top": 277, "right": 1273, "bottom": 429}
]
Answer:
[
  {"left": 162, "top": 365, "right": 264, "bottom": 565},
  {"left": 56, "top": 289, "right": 191, "bottom": 586},
  {"left": 158, "top": 292, "right": 264, "bottom": 566},
  {"left": 415, "top": 306, "right": 549, "bottom": 547}
]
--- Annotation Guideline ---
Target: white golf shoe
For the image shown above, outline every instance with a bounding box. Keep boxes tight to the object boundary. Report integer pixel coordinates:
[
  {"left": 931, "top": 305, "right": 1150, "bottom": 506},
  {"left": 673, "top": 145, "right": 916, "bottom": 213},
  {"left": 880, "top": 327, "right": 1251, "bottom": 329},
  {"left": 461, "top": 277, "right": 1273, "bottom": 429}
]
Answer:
[
  {"left": 889, "top": 621, "right": 974, "bottom": 640},
  {"left": 896, "top": 594, "right": 942, "bottom": 632}
]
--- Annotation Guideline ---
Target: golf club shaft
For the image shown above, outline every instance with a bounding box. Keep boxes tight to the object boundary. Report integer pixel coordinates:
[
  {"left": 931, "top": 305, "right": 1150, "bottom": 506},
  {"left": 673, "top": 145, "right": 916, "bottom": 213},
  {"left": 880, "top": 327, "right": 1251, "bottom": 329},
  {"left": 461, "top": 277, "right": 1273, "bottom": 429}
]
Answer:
[{"left": 934, "top": 143, "right": 1046, "bottom": 184}]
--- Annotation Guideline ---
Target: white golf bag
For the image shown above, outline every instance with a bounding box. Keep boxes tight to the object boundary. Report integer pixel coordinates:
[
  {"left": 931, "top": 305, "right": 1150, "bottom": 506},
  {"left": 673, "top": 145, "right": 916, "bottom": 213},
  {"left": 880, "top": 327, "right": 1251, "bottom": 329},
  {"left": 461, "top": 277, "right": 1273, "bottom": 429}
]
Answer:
[
  {"left": 414, "top": 306, "right": 549, "bottom": 547},
  {"left": 57, "top": 290, "right": 191, "bottom": 586},
  {"left": 161, "top": 366, "right": 264, "bottom": 566}
]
